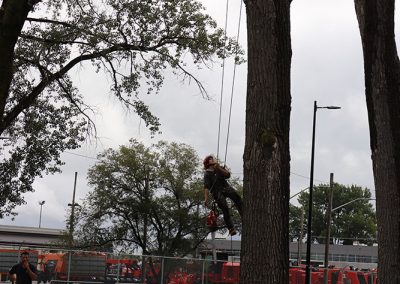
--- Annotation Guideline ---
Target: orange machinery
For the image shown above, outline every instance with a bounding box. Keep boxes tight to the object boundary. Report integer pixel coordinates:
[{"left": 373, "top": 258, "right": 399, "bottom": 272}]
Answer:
[{"left": 38, "top": 252, "right": 106, "bottom": 282}]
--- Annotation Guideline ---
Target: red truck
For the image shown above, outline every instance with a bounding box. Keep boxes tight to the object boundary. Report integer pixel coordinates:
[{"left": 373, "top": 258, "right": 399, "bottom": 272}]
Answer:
[
  {"left": 37, "top": 252, "right": 106, "bottom": 283},
  {"left": 105, "top": 258, "right": 141, "bottom": 283}
]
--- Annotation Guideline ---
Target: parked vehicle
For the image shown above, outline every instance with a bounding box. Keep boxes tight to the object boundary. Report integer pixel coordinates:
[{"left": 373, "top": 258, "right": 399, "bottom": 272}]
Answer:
[
  {"left": 38, "top": 252, "right": 106, "bottom": 283},
  {"left": 105, "top": 258, "right": 141, "bottom": 283},
  {"left": 206, "top": 262, "right": 240, "bottom": 284},
  {"left": 37, "top": 254, "right": 57, "bottom": 284}
]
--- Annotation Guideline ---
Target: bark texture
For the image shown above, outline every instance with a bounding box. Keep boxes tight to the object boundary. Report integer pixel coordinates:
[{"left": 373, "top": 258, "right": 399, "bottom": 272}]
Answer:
[
  {"left": 354, "top": 0, "right": 400, "bottom": 282},
  {"left": 0, "top": 0, "right": 32, "bottom": 125},
  {"left": 241, "top": 0, "right": 291, "bottom": 283}
]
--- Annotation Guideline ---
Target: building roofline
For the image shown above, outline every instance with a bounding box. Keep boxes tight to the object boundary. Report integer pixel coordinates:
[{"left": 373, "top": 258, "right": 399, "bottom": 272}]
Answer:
[{"left": 0, "top": 224, "right": 65, "bottom": 236}]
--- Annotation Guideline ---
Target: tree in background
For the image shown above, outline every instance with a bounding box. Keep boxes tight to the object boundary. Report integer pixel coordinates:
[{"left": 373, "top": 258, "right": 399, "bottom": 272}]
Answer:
[
  {"left": 289, "top": 204, "right": 305, "bottom": 243},
  {"left": 74, "top": 140, "right": 208, "bottom": 255},
  {"left": 0, "top": 0, "right": 240, "bottom": 218},
  {"left": 354, "top": 0, "right": 400, "bottom": 281},
  {"left": 241, "top": 0, "right": 291, "bottom": 283},
  {"left": 295, "top": 183, "right": 376, "bottom": 246}
]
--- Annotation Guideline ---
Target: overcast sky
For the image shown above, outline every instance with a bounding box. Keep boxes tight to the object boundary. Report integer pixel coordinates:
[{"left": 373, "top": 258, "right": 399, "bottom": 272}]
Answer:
[{"left": 2, "top": 0, "right": 396, "bottom": 229}]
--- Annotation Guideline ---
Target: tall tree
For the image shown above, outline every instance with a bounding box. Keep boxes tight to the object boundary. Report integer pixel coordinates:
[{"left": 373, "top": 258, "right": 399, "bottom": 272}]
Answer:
[
  {"left": 295, "top": 183, "right": 376, "bottom": 245},
  {"left": 0, "top": 0, "right": 240, "bottom": 218},
  {"left": 75, "top": 140, "right": 207, "bottom": 255},
  {"left": 241, "top": 0, "right": 292, "bottom": 283},
  {"left": 354, "top": 0, "right": 400, "bottom": 281}
]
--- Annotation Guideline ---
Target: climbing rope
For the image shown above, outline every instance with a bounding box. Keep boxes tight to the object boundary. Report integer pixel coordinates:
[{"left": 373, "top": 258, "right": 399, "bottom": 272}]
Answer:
[
  {"left": 216, "top": 0, "right": 230, "bottom": 161},
  {"left": 223, "top": 0, "right": 244, "bottom": 165},
  {"left": 216, "top": 0, "right": 244, "bottom": 166},
  {"left": 212, "top": 0, "right": 243, "bottom": 254}
]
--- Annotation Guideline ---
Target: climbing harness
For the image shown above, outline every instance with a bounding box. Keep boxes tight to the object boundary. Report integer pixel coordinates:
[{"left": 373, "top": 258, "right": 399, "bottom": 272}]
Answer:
[{"left": 206, "top": 202, "right": 219, "bottom": 232}]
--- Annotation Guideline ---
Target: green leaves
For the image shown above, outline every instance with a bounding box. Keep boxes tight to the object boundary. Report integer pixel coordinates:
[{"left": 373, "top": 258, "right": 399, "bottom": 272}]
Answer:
[
  {"left": 292, "top": 183, "right": 377, "bottom": 245},
  {"left": 0, "top": 92, "right": 87, "bottom": 218},
  {"left": 0, "top": 0, "right": 242, "bottom": 217},
  {"left": 75, "top": 140, "right": 208, "bottom": 255}
]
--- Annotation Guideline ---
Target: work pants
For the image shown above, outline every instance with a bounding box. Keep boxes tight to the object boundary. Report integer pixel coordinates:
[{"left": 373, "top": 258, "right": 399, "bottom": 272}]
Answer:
[{"left": 212, "top": 187, "right": 242, "bottom": 230}]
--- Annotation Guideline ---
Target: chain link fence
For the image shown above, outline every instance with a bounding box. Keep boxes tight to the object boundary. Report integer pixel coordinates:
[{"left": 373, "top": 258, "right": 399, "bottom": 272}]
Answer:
[{"left": 0, "top": 245, "right": 378, "bottom": 284}]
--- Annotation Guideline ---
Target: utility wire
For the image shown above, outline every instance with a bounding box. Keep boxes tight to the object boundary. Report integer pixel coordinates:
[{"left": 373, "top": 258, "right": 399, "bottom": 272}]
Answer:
[
  {"left": 63, "top": 153, "right": 330, "bottom": 188},
  {"left": 64, "top": 151, "right": 99, "bottom": 160},
  {"left": 290, "top": 171, "right": 328, "bottom": 184}
]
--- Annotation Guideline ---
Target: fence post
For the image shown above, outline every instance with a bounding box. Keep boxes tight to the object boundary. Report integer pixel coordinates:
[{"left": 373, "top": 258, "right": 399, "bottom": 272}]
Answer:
[
  {"left": 67, "top": 250, "right": 72, "bottom": 283},
  {"left": 368, "top": 272, "right": 374, "bottom": 284},
  {"left": 160, "top": 257, "right": 164, "bottom": 284},
  {"left": 201, "top": 259, "right": 205, "bottom": 284},
  {"left": 116, "top": 255, "right": 121, "bottom": 284}
]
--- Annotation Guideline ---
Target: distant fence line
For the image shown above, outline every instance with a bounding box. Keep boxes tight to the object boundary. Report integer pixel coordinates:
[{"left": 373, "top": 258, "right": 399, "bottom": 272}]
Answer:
[{"left": 0, "top": 244, "right": 378, "bottom": 284}]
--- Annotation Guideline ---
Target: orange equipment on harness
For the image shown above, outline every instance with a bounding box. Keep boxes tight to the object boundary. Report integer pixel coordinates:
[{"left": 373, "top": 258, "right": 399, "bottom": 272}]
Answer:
[{"left": 206, "top": 203, "right": 218, "bottom": 232}]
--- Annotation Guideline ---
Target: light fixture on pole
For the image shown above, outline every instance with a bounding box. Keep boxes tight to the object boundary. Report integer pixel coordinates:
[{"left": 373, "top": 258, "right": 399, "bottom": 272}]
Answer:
[
  {"left": 332, "top": 198, "right": 376, "bottom": 213},
  {"left": 38, "top": 200, "right": 45, "bottom": 228},
  {"left": 305, "top": 101, "right": 341, "bottom": 284}
]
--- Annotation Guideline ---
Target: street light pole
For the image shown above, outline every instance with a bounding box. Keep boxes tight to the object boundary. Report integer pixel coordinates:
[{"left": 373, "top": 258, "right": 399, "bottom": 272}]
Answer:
[
  {"left": 305, "top": 101, "right": 340, "bottom": 284},
  {"left": 67, "top": 172, "right": 79, "bottom": 284},
  {"left": 68, "top": 172, "right": 79, "bottom": 246},
  {"left": 324, "top": 173, "right": 334, "bottom": 284},
  {"left": 297, "top": 207, "right": 305, "bottom": 265},
  {"left": 305, "top": 101, "right": 317, "bottom": 284},
  {"left": 38, "top": 200, "right": 45, "bottom": 228}
]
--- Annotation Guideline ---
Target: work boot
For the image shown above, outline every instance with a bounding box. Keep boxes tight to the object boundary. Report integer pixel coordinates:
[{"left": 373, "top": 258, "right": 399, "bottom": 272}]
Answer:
[{"left": 229, "top": 228, "right": 237, "bottom": 236}]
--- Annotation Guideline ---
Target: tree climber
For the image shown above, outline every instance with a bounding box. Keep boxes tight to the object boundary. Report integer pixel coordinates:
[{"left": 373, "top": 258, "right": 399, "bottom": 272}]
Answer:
[{"left": 203, "top": 155, "right": 243, "bottom": 236}]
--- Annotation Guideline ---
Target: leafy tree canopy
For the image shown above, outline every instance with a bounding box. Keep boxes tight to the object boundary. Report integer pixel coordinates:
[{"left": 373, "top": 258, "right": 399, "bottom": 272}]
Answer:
[
  {"left": 74, "top": 139, "right": 210, "bottom": 256},
  {"left": 289, "top": 203, "right": 305, "bottom": 242},
  {"left": 292, "top": 183, "right": 377, "bottom": 245},
  {"left": 0, "top": 0, "right": 242, "bottom": 218}
]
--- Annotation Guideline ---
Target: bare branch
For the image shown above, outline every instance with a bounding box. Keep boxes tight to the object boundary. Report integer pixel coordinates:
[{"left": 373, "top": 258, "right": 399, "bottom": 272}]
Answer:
[
  {"left": 2, "top": 44, "right": 145, "bottom": 131},
  {"left": 26, "top": 17, "right": 74, "bottom": 28},
  {"left": 20, "top": 33, "right": 90, "bottom": 47},
  {"left": 154, "top": 50, "right": 209, "bottom": 99},
  {"left": 55, "top": 77, "right": 97, "bottom": 137}
]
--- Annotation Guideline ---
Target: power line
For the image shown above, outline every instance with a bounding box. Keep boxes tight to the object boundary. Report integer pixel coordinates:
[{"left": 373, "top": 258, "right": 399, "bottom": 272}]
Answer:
[
  {"left": 64, "top": 151, "right": 99, "bottom": 160},
  {"left": 63, "top": 151, "right": 331, "bottom": 186},
  {"left": 290, "top": 171, "right": 328, "bottom": 184}
]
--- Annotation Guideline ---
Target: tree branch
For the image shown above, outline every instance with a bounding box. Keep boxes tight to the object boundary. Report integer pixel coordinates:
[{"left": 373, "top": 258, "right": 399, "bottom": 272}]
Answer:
[
  {"left": 26, "top": 17, "right": 74, "bottom": 28},
  {"left": 2, "top": 44, "right": 145, "bottom": 132}
]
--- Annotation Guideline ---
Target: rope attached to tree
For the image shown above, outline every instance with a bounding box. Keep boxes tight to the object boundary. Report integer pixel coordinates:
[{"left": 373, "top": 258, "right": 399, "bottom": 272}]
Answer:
[{"left": 216, "top": 0, "right": 243, "bottom": 166}]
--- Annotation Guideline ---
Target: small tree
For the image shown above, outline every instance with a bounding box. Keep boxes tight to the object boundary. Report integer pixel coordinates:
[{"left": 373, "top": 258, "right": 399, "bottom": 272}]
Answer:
[
  {"left": 75, "top": 140, "right": 208, "bottom": 255},
  {"left": 296, "top": 183, "right": 377, "bottom": 245},
  {"left": 289, "top": 204, "right": 305, "bottom": 242}
]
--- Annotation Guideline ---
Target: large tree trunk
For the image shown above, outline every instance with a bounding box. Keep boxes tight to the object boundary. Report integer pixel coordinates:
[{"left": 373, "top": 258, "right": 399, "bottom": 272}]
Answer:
[
  {"left": 0, "top": 0, "right": 31, "bottom": 127},
  {"left": 241, "top": 0, "right": 291, "bottom": 283},
  {"left": 354, "top": 0, "right": 400, "bottom": 282}
]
